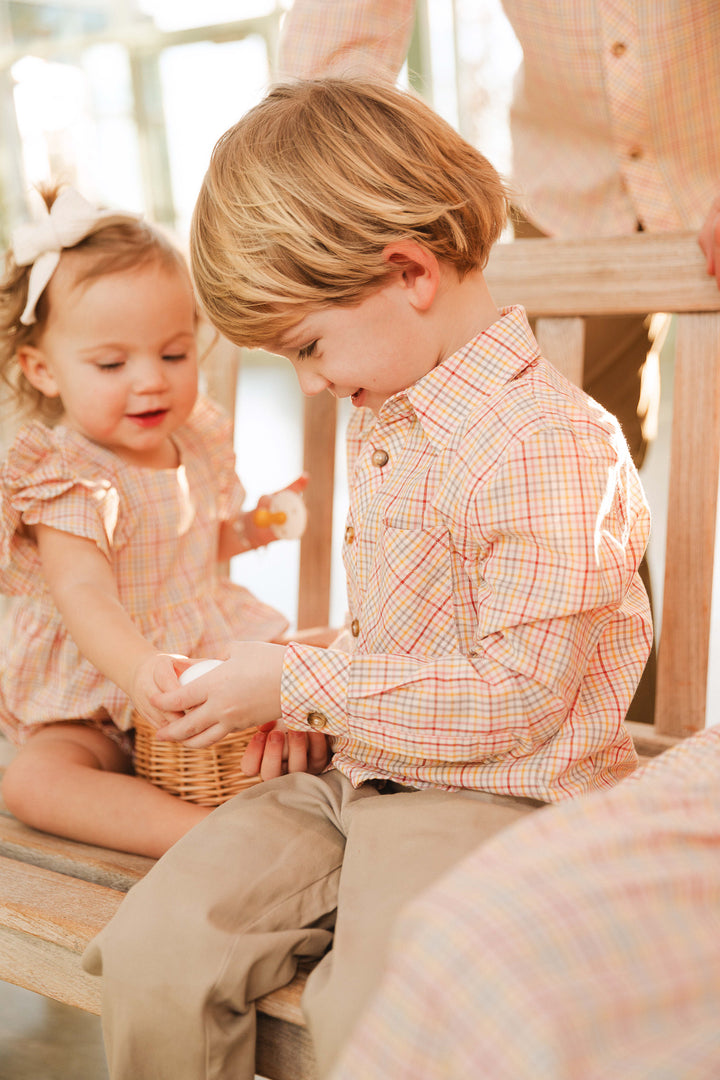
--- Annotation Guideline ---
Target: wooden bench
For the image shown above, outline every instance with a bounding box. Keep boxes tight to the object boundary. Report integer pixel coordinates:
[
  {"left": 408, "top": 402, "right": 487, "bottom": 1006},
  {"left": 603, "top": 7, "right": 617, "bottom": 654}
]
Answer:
[
  {"left": 0, "top": 777, "right": 315, "bottom": 1080},
  {"left": 1, "top": 230, "right": 719, "bottom": 1078}
]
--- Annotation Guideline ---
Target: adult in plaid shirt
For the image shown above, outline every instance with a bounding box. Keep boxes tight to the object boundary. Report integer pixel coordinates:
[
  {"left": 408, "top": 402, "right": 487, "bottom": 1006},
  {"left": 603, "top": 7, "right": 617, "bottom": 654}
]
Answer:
[
  {"left": 329, "top": 723, "right": 720, "bottom": 1080},
  {"left": 84, "top": 79, "right": 652, "bottom": 1080}
]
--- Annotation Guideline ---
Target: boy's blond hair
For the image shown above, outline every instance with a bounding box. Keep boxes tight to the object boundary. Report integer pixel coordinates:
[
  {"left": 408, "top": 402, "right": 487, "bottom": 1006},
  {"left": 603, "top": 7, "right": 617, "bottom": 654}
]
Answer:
[{"left": 191, "top": 78, "right": 510, "bottom": 348}]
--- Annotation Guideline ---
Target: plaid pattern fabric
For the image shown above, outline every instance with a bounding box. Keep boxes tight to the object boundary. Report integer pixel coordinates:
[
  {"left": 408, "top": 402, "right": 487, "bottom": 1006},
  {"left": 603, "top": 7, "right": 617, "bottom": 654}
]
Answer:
[
  {"left": 0, "top": 396, "right": 287, "bottom": 737},
  {"left": 279, "top": 0, "right": 720, "bottom": 236},
  {"left": 330, "top": 724, "right": 720, "bottom": 1080},
  {"left": 282, "top": 308, "right": 652, "bottom": 801}
]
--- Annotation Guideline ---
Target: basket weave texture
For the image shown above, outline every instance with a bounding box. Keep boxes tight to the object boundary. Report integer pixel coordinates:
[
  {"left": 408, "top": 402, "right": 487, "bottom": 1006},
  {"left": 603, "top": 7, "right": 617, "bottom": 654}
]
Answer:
[{"left": 133, "top": 713, "right": 262, "bottom": 806}]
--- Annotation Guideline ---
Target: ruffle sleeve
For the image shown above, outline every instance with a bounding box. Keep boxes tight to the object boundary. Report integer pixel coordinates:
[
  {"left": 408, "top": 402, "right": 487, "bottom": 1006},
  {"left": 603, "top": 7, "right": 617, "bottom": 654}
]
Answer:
[
  {"left": 185, "top": 395, "right": 246, "bottom": 521},
  {"left": 0, "top": 422, "right": 128, "bottom": 594}
]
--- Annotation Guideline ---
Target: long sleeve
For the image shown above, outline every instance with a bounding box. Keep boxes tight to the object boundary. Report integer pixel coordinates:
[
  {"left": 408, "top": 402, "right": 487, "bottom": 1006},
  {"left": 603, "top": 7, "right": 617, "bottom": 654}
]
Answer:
[
  {"left": 277, "top": 0, "right": 414, "bottom": 82},
  {"left": 279, "top": 0, "right": 720, "bottom": 236},
  {"left": 281, "top": 308, "right": 650, "bottom": 801}
]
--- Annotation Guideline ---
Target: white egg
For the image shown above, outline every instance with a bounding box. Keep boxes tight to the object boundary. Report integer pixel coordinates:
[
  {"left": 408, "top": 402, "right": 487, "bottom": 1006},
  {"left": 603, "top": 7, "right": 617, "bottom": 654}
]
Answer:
[
  {"left": 179, "top": 658, "right": 224, "bottom": 685},
  {"left": 269, "top": 490, "right": 308, "bottom": 540}
]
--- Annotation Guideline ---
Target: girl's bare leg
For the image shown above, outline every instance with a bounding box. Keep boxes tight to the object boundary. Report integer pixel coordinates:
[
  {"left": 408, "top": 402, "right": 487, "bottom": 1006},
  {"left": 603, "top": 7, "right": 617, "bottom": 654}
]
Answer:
[{"left": 1, "top": 723, "right": 211, "bottom": 857}]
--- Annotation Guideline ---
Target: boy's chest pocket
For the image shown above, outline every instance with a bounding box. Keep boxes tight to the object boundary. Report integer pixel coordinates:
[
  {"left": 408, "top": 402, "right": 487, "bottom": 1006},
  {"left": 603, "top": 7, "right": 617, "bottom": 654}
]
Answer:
[{"left": 360, "top": 524, "right": 458, "bottom": 654}]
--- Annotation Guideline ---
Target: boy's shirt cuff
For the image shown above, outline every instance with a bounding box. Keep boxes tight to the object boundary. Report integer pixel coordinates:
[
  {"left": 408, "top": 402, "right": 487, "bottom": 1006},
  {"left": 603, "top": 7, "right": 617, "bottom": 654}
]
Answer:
[{"left": 281, "top": 640, "right": 351, "bottom": 734}]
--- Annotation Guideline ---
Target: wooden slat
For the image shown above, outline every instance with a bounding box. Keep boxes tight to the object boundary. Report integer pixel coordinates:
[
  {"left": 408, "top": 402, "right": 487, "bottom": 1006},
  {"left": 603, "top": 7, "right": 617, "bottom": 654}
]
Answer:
[
  {"left": 1, "top": 924, "right": 107, "bottom": 1013},
  {"left": 257, "top": 1013, "right": 316, "bottom": 1080},
  {"left": 535, "top": 316, "right": 585, "bottom": 385},
  {"left": 0, "top": 811, "right": 153, "bottom": 892},
  {"left": 485, "top": 232, "right": 719, "bottom": 317},
  {"left": 257, "top": 973, "right": 309, "bottom": 1025},
  {"left": 625, "top": 721, "right": 681, "bottom": 761},
  {"left": 655, "top": 311, "right": 720, "bottom": 736},
  {"left": 298, "top": 393, "right": 337, "bottom": 628},
  {"left": 0, "top": 856, "right": 122, "bottom": 1011},
  {"left": 0, "top": 850, "right": 310, "bottom": 1076},
  {"left": 0, "top": 856, "right": 121, "bottom": 956}
]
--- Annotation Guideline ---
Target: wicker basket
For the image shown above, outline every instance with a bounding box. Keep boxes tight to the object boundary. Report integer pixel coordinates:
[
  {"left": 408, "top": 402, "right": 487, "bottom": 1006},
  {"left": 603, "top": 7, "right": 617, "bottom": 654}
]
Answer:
[{"left": 133, "top": 713, "right": 262, "bottom": 806}]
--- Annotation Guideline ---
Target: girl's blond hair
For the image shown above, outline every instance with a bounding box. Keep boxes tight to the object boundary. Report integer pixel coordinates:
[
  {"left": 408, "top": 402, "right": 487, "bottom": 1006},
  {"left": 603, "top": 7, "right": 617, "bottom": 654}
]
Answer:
[
  {"left": 191, "top": 77, "right": 510, "bottom": 348},
  {"left": 0, "top": 183, "right": 190, "bottom": 423}
]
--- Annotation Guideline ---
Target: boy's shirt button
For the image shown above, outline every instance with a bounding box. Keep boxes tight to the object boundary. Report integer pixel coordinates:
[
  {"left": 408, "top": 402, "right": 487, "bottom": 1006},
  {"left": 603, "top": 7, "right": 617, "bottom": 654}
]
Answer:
[
  {"left": 371, "top": 449, "right": 389, "bottom": 467},
  {"left": 350, "top": 619, "right": 360, "bottom": 637},
  {"left": 345, "top": 525, "right": 355, "bottom": 544},
  {"left": 307, "top": 711, "right": 328, "bottom": 730}
]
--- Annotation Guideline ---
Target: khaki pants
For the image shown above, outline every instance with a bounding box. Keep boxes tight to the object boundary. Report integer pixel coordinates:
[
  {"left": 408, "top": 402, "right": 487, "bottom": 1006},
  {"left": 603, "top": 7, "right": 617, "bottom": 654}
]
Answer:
[
  {"left": 83, "top": 770, "right": 542, "bottom": 1079},
  {"left": 512, "top": 211, "right": 660, "bottom": 725}
]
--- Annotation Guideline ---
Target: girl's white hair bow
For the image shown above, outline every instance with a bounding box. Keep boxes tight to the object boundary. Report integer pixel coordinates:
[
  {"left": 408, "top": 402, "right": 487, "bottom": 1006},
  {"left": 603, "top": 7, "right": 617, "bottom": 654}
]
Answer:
[{"left": 12, "top": 187, "right": 141, "bottom": 326}]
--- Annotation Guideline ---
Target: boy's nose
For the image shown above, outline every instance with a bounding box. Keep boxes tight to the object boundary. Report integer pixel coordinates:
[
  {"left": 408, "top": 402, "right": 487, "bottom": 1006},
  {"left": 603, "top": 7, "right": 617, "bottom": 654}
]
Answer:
[{"left": 296, "top": 369, "right": 330, "bottom": 397}]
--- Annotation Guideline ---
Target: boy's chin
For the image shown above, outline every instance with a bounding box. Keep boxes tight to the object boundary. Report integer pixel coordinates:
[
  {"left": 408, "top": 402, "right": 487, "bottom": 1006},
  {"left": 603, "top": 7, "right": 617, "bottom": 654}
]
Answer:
[{"left": 352, "top": 389, "right": 381, "bottom": 413}]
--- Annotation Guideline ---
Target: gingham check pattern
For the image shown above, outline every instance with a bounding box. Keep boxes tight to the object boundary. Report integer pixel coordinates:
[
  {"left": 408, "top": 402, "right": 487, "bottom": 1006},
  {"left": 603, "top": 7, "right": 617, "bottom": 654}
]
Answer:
[
  {"left": 279, "top": 0, "right": 720, "bottom": 236},
  {"left": 330, "top": 724, "right": 720, "bottom": 1080},
  {"left": 0, "top": 396, "right": 287, "bottom": 738},
  {"left": 282, "top": 308, "right": 652, "bottom": 801}
]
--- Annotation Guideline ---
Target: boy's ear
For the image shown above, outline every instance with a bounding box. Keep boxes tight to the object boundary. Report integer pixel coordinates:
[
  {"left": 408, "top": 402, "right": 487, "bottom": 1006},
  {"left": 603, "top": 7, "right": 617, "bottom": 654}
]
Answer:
[
  {"left": 381, "top": 241, "right": 439, "bottom": 311},
  {"left": 17, "top": 345, "right": 61, "bottom": 397}
]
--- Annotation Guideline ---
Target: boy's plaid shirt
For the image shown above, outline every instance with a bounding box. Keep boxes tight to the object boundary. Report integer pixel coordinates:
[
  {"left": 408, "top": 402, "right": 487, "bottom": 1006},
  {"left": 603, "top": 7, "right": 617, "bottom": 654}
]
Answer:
[{"left": 281, "top": 307, "right": 651, "bottom": 801}]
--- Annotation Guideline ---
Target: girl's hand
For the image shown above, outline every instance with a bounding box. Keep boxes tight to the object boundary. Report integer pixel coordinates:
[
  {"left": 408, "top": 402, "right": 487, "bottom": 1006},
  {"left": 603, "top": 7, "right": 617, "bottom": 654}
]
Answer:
[
  {"left": 219, "top": 474, "right": 310, "bottom": 559},
  {"left": 252, "top": 473, "right": 309, "bottom": 542},
  {"left": 131, "top": 653, "right": 191, "bottom": 728},
  {"left": 279, "top": 473, "right": 309, "bottom": 496},
  {"left": 241, "top": 720, "right": 331, "bottom": 780},
  {"left": 150, "top": 641, "right": 286, "bottom": 748}
]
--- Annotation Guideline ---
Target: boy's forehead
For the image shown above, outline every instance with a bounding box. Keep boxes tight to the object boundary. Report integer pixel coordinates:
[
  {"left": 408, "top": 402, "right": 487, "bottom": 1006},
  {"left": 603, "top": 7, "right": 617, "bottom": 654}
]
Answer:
[
  {"left": 264, "top": 328, "right": 300, "bottom": 356},
  {"left": 267, "top": 314, "right": 316, "bottom": 353}
]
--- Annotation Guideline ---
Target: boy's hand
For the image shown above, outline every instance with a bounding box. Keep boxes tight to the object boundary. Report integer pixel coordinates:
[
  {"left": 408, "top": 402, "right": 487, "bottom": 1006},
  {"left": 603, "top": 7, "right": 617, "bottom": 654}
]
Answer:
[
  {"left": 241, "top": 720, "right": 331, "bottom": 780},
  {"left": 150, "top": 642, "right": 286, "bottom": 748}
]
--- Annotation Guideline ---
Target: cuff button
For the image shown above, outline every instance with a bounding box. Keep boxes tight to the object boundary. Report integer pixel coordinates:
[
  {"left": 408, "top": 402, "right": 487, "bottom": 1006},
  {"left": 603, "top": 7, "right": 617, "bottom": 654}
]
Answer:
[{"left": 307, "top": 711, "right": 328, "bottom": 730}]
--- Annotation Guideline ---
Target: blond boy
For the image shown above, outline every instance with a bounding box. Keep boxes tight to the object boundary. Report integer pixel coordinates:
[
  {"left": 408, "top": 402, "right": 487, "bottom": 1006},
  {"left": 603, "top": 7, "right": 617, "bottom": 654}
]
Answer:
[{"left": 84, "top": 79, "right": 652, "bottom": 1080}]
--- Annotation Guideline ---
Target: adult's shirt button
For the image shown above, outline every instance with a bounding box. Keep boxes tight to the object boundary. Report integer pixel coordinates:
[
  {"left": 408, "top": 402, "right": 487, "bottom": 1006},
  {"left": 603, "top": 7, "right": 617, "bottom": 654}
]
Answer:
[
  {"left": 345, "top": 525, "right": 355, "bottom": 544},
  {"left": 610, "top": 41, "right": 627, "bottom": 57},
  {"left": 307, "top": 711, "right": 328, "bottom": 730},
  {"left": 351, "top": 619, "right": 360, "bottom": 637},
  {"left": 371, "top": 449, "right": 389, "bottom": 467}
]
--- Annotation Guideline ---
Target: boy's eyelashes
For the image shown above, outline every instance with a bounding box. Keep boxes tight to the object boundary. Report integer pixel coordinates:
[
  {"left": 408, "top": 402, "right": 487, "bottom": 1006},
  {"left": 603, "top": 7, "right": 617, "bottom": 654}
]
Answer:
[{"left": 297, "top": 341, "right": 318, "bottom": 361}]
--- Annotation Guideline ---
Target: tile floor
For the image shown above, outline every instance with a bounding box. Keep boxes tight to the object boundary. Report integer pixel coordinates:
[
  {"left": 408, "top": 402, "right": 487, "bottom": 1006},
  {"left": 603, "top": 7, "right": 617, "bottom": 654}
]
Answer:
[{"left": 0, "top": 982, "right": 108, "bottom": 1080}]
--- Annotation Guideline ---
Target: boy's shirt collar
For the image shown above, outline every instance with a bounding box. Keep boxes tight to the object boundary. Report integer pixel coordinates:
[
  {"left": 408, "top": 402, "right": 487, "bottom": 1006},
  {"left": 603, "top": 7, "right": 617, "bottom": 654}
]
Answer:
[{"left": 379, "top": 305, "right": 540, "bottom": 449}]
